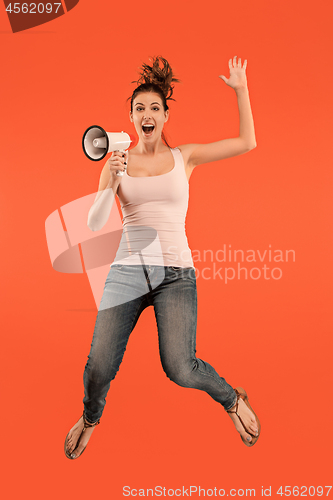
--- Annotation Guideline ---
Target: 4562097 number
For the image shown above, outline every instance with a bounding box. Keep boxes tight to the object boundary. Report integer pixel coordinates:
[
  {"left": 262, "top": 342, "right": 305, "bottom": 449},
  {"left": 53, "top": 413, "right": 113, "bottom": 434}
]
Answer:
[
  {"left": 276, "top": 486, "right": 332, "bottom": 496},
  {"left": 6, "top": 3, "right": 62, "bottom": 14}
]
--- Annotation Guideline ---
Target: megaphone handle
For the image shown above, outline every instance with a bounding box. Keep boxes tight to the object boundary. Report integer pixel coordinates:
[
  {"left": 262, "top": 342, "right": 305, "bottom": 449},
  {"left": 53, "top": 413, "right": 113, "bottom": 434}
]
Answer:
[{"left": 115, "top": 149, "right": 126, "bottom": 177}]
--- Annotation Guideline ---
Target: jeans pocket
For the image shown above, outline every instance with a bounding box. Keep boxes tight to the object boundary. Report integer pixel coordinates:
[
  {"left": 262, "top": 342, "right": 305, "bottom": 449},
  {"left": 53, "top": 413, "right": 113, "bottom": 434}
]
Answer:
[
  {"left": 184, "top": 268, "right": 197, "bottom": 282},
  {"left": 112, "top": 264, "right": 125, "bottom": 270}
]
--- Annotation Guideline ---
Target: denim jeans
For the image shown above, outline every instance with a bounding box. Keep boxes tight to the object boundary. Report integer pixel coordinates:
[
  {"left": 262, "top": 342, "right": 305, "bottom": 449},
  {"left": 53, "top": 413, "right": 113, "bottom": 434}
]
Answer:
[{"left": 83, "top": 265, "right": 237, "bottom": 422}]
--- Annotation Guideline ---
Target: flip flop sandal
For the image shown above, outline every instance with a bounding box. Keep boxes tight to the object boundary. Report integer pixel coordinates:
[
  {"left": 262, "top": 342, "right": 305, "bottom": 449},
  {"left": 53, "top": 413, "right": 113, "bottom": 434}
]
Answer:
[
  {"left": 64, "top": 412, "right": 100, "bottom": 460},
  {"left": 227, "top": 387, "right": 261, "bottom": 447}
]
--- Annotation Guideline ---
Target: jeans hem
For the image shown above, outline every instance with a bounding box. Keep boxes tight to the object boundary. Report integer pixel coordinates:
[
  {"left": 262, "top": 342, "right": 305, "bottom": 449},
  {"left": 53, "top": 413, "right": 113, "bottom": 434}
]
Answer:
[
  {"left": 224, "top": 391, "right": 238, "bottom": 411},
  {"left": 83, "top": 410, "right": 101, "bottom": 425}
]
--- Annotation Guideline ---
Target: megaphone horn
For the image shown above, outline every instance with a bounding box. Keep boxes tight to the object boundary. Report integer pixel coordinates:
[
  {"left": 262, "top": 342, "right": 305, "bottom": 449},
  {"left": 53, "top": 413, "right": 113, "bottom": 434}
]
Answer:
[{"left": 82, "top": 125, "right": 134, "bottom": 161}]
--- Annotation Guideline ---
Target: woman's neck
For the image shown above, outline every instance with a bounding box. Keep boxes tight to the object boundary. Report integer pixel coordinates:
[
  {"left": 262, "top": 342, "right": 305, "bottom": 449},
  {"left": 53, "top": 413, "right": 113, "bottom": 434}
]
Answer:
[{"left": 134, "top": 138, "right": 169, "bottom": 156}]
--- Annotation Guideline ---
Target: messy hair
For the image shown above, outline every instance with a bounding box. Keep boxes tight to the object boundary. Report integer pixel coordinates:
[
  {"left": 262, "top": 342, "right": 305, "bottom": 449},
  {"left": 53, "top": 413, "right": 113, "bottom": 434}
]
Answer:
[{"left": 128, "top": 56, "right": 180, "bottom": 147}]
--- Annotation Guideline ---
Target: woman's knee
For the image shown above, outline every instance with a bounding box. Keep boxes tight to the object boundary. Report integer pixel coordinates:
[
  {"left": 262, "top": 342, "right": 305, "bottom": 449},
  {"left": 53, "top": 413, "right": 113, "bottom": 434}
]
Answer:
[{"left": 163, "top": 358, "right": 199, "bottom": 387}]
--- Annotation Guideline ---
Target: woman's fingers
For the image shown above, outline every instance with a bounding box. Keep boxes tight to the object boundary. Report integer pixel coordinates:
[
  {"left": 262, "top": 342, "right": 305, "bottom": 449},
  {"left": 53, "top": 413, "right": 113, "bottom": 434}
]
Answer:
[
  {"left": 111, "top": 151, "right": 126, "bottom": 163},
  {"left": 111, "top": 150, "right": 125, "bottom": 159},
  {"left": 109, "top": 150, "right": 128, "bottom": 173},
  {"left": 228, "top": 56, "right": 239, "bottom": 70},
  {"left": 220, "top": 57, "right": 248, "bottom": 89},
  {"left": 227, "top": 56, "right": 247, "bottom": 70},
  {"left": 109, "top": 159, "right": 124, "bottom": 167}
]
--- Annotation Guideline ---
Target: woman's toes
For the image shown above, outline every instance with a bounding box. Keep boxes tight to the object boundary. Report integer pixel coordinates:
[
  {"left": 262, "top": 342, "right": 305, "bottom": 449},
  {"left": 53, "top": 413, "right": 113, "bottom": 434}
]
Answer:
[
  {"left": 70, "top": 448, "right": 81, "bottom": 459},
  {"left": 67, "top": 439, "right": 80, "bottom": 458},
  {"left": 70, "top": 436, "right": 89, "bottom": 458},
  {"left": 66, "top": 427, "right": 82, "bottom": 453},
  {"left": 249, "top": 422, "right": 258, "bottom": 434},
  {"left": 74, "top": 442, "right": 85, "bottom": 457},
  {"left": 250, "top": 418, "right": 258, "bottom": 429},
  {"left": 66, "top": 435, "right": 73, "bottom": 450},
  {"left": 243, "top": 432, "right": 252, "bottom": 443},
  {"left": 66, "top": 442, "right": 72, "bottom": 453}
]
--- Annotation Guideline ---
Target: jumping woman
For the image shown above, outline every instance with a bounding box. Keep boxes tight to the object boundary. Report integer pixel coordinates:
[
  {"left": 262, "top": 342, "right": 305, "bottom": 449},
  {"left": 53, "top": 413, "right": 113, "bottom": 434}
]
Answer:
[{"left": 64, "top": 55, "right": 260, "bottom": 459}]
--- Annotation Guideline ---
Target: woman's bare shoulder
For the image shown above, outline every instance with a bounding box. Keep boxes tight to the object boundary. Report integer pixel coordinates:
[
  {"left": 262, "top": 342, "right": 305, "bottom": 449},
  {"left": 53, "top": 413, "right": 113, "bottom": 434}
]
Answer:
[{"left": 176, "top": 144, "right": 198, "bottom": 168}]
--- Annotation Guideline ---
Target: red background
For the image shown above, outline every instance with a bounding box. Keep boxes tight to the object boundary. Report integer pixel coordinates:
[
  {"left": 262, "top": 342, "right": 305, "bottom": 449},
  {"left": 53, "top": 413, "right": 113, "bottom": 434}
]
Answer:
[{"left": 1, "top": 0, "right": 332, "bottom": 498}]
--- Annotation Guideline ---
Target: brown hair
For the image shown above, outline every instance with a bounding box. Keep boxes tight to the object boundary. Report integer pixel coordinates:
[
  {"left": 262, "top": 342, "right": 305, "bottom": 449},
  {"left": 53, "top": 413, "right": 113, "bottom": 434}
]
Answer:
[{"left": 128, "top": 56, "right": 180, "bottom": 148}]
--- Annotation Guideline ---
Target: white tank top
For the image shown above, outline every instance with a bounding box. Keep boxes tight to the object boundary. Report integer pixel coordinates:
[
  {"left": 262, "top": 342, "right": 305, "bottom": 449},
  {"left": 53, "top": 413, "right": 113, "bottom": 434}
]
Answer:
[{"left": 110, "top": 147, "right": 194, "bottom": 268}]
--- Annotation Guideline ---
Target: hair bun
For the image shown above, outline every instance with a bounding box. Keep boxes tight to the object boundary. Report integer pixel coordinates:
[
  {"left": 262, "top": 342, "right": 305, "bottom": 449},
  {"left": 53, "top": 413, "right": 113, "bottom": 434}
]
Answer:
[{"left": 134, "top": 56, "right": 180, "bottom": 101}]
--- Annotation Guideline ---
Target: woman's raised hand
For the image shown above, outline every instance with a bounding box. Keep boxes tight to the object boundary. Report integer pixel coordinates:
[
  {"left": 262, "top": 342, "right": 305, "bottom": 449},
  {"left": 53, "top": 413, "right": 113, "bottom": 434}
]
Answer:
[
  {"left": 108, "top": 150, "right": 128, "bottom": 179},
  {"left": 219, "top": 55, "right": 248, "bottom": 91}
]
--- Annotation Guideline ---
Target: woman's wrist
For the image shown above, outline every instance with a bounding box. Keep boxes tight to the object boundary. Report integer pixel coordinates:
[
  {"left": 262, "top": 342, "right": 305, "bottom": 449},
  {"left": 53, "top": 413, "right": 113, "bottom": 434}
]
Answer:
[
  {"left": 107, "top": 175, "right": 121, "bottom": 188},
  {"left": 235, "top": 86, "right": 249, "bottom": 96}
]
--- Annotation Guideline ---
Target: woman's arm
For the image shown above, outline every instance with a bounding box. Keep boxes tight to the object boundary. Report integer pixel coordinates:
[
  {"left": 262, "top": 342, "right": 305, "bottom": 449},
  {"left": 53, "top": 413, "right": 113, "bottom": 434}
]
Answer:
[
  {"left": 178, "top": 56, "right": 256, "bottom": 169},
  {"left": 87, "top": 151, "right": 127, "bottom": 231}
]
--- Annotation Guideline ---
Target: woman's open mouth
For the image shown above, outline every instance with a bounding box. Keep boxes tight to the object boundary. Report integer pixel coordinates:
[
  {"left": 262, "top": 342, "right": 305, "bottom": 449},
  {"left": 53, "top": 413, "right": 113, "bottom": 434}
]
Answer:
[{"left": 142, "top": 124, "right": 155, "bottom": 136}]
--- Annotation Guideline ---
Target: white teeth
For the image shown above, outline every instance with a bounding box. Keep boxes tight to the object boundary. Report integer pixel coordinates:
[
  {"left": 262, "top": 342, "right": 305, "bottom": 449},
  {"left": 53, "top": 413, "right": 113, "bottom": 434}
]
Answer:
[{"left": 142, "top": 124, "right": 154, "bottom": 134}]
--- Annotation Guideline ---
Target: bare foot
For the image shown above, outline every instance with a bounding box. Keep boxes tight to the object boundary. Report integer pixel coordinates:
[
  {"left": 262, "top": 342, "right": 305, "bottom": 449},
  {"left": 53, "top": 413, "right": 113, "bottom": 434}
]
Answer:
[
  {"left": 65, "top": 416, "right": 97, "bottom": 459},
  {"left": 227, "top": 397, "right": 259, "bottom": 444}
]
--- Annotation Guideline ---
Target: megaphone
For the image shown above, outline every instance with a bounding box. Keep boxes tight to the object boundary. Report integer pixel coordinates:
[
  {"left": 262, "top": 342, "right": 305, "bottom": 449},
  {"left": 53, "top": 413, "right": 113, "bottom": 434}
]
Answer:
[{"left": 82, "top": 125, "right": 135, "bottom": 176}]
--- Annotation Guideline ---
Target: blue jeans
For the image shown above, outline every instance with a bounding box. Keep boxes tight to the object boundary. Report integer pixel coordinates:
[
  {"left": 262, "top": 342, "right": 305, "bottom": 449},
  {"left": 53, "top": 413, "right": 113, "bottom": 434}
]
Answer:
[{"left": 83, "top": 265, "right": 237, "bottom": 422}]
